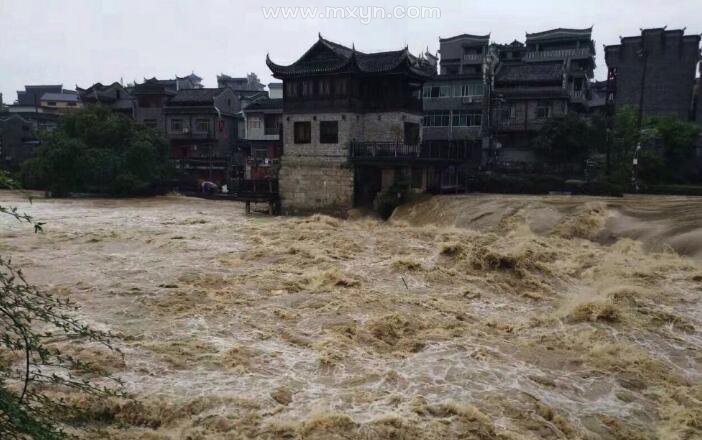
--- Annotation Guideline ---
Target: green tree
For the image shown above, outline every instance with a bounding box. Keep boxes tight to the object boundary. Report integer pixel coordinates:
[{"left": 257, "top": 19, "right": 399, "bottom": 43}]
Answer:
[
  {"left": 1, "top": 171, "right": 123, "bottom": 438},
  {"left": 607, "top": 107, "right": 701, "bottom": 186},
  {"left": 644, "top": 115, "right": 700, "bottom": 183},
  {"left": 532, "top": 113, "right": 599, "bottom": 174},
  {"left": 21, "top": 106, "right": 173, "bottom": 196}
]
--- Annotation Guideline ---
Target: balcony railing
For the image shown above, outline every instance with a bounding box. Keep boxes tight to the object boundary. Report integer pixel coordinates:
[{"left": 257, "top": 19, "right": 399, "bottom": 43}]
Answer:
[
  {"left": 524, "top": 48, "right": 591, "bottom": 60},
  {"left": 168, "top": 129, "right": 215, "bottom": 140},
  {"left": 462, "top": 53, "right": 485, "bottom": 64},
  {"left": 570, "top": 89, "right": 586, "bottom": 101},
  {"left": 349, "top": 141, "right": 474, "bottom": 162}
]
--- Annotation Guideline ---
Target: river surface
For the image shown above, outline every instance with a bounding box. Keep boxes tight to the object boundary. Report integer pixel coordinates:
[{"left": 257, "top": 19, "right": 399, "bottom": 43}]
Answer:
[{"left": 1, "top": 192, "right": 701, "bottom": 439}]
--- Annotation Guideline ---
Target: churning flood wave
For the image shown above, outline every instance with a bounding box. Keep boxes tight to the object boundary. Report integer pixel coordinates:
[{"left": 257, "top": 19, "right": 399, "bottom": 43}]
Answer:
[{"left": 1, "top": 191, "right": 701, "bottom": 439}]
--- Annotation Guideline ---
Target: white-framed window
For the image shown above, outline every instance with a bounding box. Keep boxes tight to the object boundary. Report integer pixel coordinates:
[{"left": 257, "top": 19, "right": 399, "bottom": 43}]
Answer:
[
  {"left": 422, "top": 85, "right": 451, "bottom": 98},
  {"left": 423, "top": 111, "right": 450, "bottom": 127},
  {"left": 170, "top": 119, "right": 184, "bottom": 132},
  {"left": 195, "top": 119, "right": 210, "bottom": 133},
  {"left": 249, "top": 117, "right": 261, "bottom": 129},
  {"left": 536, "top": 102, "right": 551, "bottom": 119},
  {"left": 459, "top": 81, "right": 484, "bottom": 97},
  {"left": 452, "top": 111, "right": 482, "bottom": 127}
]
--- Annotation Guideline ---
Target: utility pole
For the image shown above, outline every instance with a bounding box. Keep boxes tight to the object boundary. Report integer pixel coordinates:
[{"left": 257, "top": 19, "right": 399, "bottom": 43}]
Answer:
[{"left": 632, "top": 45, "right": 648, "bottom": 192}]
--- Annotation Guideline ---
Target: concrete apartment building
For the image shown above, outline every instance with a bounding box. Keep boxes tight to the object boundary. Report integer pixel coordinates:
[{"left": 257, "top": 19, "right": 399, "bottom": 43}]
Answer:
[{"left": 424, "top": 28, "right": 596, "bottom": 170}]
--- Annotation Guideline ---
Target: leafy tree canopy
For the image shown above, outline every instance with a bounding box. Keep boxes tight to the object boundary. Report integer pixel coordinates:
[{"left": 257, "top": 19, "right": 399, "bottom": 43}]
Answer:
[{"left": 21, "top": 106, "right": 173, "bottom": 196}]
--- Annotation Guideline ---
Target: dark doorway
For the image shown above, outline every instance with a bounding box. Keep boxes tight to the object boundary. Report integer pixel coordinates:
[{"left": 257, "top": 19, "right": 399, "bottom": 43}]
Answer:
[{"left": 354, "top": 166, "right": 382, "bottom": 207}]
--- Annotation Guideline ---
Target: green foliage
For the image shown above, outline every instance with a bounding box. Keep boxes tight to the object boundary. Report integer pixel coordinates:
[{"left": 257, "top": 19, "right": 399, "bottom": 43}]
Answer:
[
  {"left": 20, "top": 106, "right": 173, "bottom": 196},
  {"left": 373, "top": 181, "right": 419, "bottom": 220},
  {"left": 532, "top": 113, "right": 600, "bottom": 171},
  {"left": 607, "top": 107, "right": 701, "bottom": 186}
]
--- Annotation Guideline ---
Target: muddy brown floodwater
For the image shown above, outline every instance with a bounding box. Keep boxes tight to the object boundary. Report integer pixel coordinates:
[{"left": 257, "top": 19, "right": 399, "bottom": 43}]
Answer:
[{"left": 1, "top": 191, "right": 701, "bottom": 439}]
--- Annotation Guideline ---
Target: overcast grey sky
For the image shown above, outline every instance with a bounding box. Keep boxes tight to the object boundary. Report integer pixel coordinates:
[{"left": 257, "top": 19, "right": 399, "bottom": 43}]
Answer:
[{"left": 1, "top": 0, "right": 700, "bottom": 101}]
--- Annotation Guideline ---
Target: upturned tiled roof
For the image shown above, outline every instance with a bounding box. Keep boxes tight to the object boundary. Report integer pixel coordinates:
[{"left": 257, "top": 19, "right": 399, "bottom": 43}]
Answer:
[
  {"left": 169, "top": 88, "right": 224, "bottom": 105},
  {"left": 245, "top": 98, "right": 283, "bottom": 111},
  {"left": 525, "top": 27, "right": 593, "bottom": 41},
  {"left": 40, "top": 92, "right": 80, "bottom": 102},
  {"left": 266, "top": 35, "right": 435, "bottom": 78},
  {"left": 439, "top": 34, "right": 490, "bottom": 44},
  {"left": 495, "top": 61, "right": 564, "bottom": 84}
]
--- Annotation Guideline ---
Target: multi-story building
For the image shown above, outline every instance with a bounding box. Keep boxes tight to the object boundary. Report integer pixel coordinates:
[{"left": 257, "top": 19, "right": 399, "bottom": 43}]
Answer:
[
  {"left": 217, "top": 73, "right": 265, "bottom": 91},
  {"left": 605, "top": 27, "right": 701, "bottom": 121},
  {"left": 267, "top": 35, "right": 466, "bottom": 215},
  {"left": 422, "top": 34, "right": 488, "bottom": 178},
  {"left": 132, "top": 78, "right": 177, "bottom": 133},
  {"left": 427, "top": 28, "right": 596, "bottom": 169},
  {"left": 38, "top": 91, "right": 82, "bottom": 113},
  {"left": 0, "top": 114, "right": 39, "bottom": 170},
  {"left": 164, "top": 88, "right": 240, "bottom": 183},
  {"left": 77, "top": 82, "right": 135, "bottom": 117},
  {"left": 490, "top": 28, "right": 596, "bottom": 167},
  {"left": 9, "top": 85, "right": 81, "bottom": 114},
  {"left": 237, "top": 95, "right": 283, "bottom": 181}
]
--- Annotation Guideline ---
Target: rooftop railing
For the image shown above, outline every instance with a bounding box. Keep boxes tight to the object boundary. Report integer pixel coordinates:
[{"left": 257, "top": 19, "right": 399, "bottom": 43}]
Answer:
[
  {"left": 524, "top": 48, "right": 591, "bottom": 60},
  {"left": 349, "top": 141, "right": 474, "bottom": 162},
  {"left": 462, "top": 53, "right": 485, "bottom": 63}
]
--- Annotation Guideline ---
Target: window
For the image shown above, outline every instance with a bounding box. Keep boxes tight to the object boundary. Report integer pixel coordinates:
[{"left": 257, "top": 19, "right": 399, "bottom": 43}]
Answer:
[
  {"left": 195, "top": 119, "right": 210, "bottom": 133},
  {"left": 294, "top": 121, "right": 311, "bottom": 144},
  {"left": 286, "top": 81, "right": 298, "bottom": 98},
  {"left": 536, "top": 103, "right": 551, "bottom": 119},
  {"left": 319, "top": 121, "right": 338, "bottom": 144},
  {"left": 253, "top": 147, "right": 268, "bottom": 160},
  {"left": 249, "top": 117, "right": 261, "bottom": 129},
  {"left": 457, "top": 81, "right": 484, "bottom": 97},
  {"left": 144, "top": 119, "right": 157, "bottom": 129},
  {"left": 68, "top": 102, "right": 77, "bottom": 107},
  {"left": 452, "top": 111, "right": 482, "bottom": 127},
  {"left": 422, "top": 86, "right": 451, "bottom": 99},
  {"left": 318, "top": 79, "right": 331, "bottom": 96},
  {"left": 423, "top": 111, "right": 450, "bottom": 127},
  {"left": 301, "top": 80, "right": 314, "bottom": 96},
  {"left": 264, "top": 114, "right": 281, "bottom": 136},
  {"left": 170, "top": 119, "right": 184, "bottom": 132},
  {"left": 334, "top": 78, "right": 347, "bottom": 95},
  {"left": 404, "top": 122, "right": 420, "bottom": 144},
  {"left": 47, "top": 101, "right": 57, "bottom": 106}
]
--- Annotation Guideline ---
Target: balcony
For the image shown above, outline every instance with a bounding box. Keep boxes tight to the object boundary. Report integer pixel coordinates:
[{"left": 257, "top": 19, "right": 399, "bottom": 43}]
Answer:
[
  {"left": 524, "top": 48, "right": 591, "bottom": 61},
  {"left": 462, "top": 53, "right": 485, "bottom": 64},
  {"left": 168, "top": 129, "right": 216, "bottom": 140},
  {"left": 569, "top": 89, "right": 587, "bottom": 103},
  {"left": 349, "top": 141, "right": 473, "bottom": 163}
]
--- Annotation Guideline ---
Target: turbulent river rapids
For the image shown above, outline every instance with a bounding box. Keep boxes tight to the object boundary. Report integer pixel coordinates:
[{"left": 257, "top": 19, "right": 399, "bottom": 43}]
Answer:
[{"left": 1, "top": 191, "right": 701, "bottom": 439}]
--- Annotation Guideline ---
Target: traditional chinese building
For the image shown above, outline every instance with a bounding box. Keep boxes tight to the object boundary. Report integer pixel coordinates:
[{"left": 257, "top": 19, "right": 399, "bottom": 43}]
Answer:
[
  {"left": 77, "top": 82, "right": 135, "bottom": 117},
  {"left": 605, "top": 27, "right": 701, "bottom": 121},
  {"left": 237, "top": 96, "right": 283, "bottom": 181},
  {"left": 267, "top": 35, "right": 446, "bottom": 215},
  {"left": 163, "top": 88, "right": 240, "bottom": 183}
]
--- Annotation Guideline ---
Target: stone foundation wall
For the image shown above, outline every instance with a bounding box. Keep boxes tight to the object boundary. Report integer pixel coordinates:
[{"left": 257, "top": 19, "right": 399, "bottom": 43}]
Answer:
[
  {"left": 278, "top": 157, "right": 354, "bottom": 216},
  {"left": 278, "top": 111, "right": 424, "bottom": 216}
]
